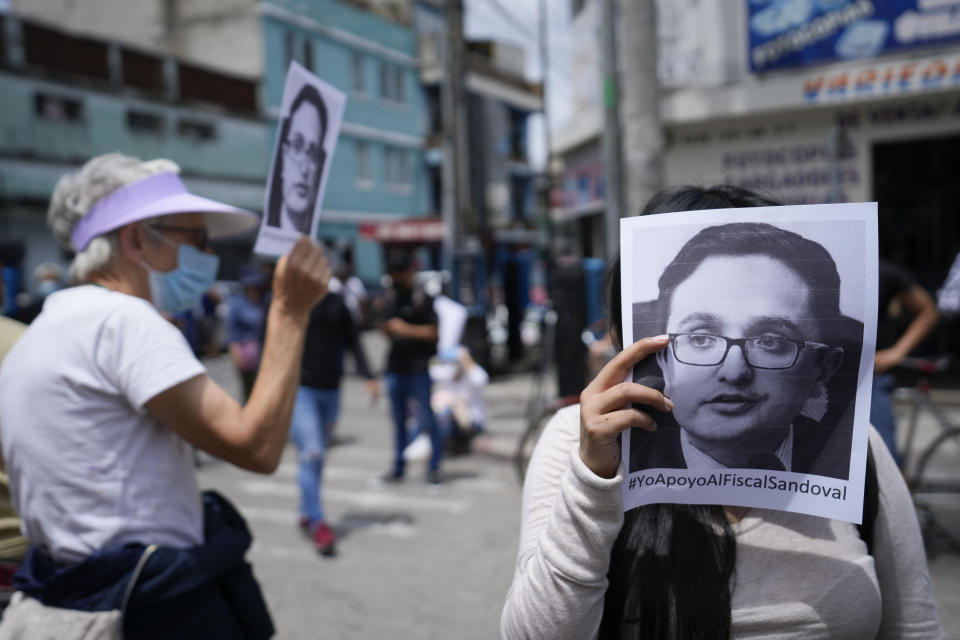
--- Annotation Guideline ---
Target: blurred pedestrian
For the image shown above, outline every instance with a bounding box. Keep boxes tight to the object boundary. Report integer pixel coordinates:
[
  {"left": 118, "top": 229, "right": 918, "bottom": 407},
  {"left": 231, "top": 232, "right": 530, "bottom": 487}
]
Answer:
[
  {"left": 0, "top": 153, "right": 329, "bottom": 637},
  {"left": 9, "top": 262, "right": 64, "bottom": 325},
  {"left": 328, "top": 249, "right": 368, "bottom": 328},
  {"left": 871, "top": 258, "right": 939, "bottom": 465},
  {"left": 293, "top": 290, "right": 378, "bottom": 556},
  {"left": 429, "top": 345, "right": 488, "bottom": 455},
  {"left": 227, "top": 264, "right": 269, "bottom": 400},
  {"left": 380, "top": 249, "right": 443, "bottom": 484}
]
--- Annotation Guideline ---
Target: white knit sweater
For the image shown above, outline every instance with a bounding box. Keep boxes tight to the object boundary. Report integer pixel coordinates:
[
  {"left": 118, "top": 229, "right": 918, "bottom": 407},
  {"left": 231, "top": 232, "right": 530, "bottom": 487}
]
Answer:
[{"left": 501, "top": 405, "right": 944, "bottom": 639}]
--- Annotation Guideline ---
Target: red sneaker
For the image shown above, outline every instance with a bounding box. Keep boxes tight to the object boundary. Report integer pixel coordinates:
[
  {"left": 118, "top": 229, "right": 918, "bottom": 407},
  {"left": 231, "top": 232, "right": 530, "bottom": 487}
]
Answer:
[{"left": 313, "top": 522, "right": 336, "bottom": 556}]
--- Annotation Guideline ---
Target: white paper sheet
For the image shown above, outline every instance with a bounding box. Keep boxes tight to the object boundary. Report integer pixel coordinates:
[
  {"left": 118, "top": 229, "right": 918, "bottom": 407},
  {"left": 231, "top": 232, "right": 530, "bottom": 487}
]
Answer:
[
  {"left": 619, "top": 203, "right": 877, "bottom": 523},
  {"left": 254, "top": 61, "right": 347, "bottom": 256}
]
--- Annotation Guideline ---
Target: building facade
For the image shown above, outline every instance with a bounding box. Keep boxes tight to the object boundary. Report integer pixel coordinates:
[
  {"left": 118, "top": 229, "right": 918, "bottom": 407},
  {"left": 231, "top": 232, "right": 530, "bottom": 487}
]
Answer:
[
  {"left": 553, "top": 0, "right": 960, "bottom": 294},
  {"left": 0, "top": 9, "right": 268, "bottom": 302},
  {"left": 4, "top": 0, "right": 430, "bottom": 284}
]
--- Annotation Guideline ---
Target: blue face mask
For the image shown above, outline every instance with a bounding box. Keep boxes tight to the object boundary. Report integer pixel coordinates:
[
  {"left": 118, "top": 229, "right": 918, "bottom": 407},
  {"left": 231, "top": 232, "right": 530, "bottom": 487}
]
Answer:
[{"left": 142, "top": 240, "right": 220, "bottom": 313}]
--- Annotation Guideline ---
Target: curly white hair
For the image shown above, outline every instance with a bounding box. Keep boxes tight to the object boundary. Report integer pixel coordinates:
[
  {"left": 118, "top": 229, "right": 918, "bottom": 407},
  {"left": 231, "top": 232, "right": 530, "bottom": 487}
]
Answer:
[{"left": 47, "top": 153, "right": 180, "bottom": 283}]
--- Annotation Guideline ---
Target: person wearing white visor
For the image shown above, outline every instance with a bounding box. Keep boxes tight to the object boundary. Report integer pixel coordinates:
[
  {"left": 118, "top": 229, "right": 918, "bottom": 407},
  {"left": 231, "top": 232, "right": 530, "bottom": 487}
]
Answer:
[{"left": 0, "top": 153, "right": 329, "bottom": 637}]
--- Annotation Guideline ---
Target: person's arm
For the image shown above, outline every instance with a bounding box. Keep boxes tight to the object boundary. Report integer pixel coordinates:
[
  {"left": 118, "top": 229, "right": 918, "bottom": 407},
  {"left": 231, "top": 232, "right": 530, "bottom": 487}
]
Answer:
[
  {"left": 502, "top": 336, "right": 673, "bottom": 640},
  {"left": 875, "top": 285, "right": 939, "bottom": 374},
  {"left": 458, "top": 348, "right": 489, "bottom": 387},
  {"left": 383, "top": 317, "right": 438, "bottom": 342},
  {"left": 500, "top": 407, "right": 624, "bottom": 640},
  {"left": 868, "top": 428, "right": 944, "bottom": 638},
  {"left": 147, "top": 238, "right": 329, "bottom": 474}
]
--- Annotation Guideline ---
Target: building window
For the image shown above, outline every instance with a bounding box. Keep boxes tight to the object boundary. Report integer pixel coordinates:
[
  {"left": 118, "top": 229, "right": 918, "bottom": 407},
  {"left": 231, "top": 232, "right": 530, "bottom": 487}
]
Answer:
[
  {"left": 380, "top": 62, "right": 405, "bottom": 103},
  {"left": 393, "top": 66, "right": 405, "bottom": 103},
  {"left": 126, "top": 110, "right": 165, "bottom": 135},
  {"left": 285, "top": 31, "right": 312, "bottom": 71},
  {"left": 33, "top": 93, "right": 84, "bottom": 122},
  {"left": 356, "top": 141, "right": 372, "bottom": 187},
  {"left": 303, "top": 39, "right": 314, "bottom": 72},
  {"left": 285, "top": 32, "right": 296, "bottom": 68},
  {"left": 385, "top": 147, "right": 411, "bottom": 188},
  {"left": 177, "top": 119, "right": 217, "bottom": 141},
  {"left": 351, "top": 52, "right": 366, "bottom": 94}
]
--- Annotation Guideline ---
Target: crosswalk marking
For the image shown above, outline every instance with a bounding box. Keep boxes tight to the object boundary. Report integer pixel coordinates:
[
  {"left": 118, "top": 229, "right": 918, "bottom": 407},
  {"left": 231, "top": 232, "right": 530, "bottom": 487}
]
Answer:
[
  {"left": 273, "top": 462, "right": 508, "bottom": 492},
  {"left": 242, "top": 507, "right": 419, "bottom": 539},
  {"left": 240, "top": 480, "right": 470, "bottom": 514}
]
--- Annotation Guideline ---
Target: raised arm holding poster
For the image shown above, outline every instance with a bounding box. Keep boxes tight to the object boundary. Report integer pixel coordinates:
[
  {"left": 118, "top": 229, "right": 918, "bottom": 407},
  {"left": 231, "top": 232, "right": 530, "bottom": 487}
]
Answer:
[
  {"left": 254, "top": 61, "right": 346, "bottom": 256},
  {"left": 620, "top": 203, "right": 878, "bottom": 523}
]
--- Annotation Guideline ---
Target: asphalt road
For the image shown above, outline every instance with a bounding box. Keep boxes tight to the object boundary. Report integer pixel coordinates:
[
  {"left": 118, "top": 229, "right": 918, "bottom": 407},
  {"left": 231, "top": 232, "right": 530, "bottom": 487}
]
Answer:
[{"left": 198, "top": 351, "right": 527, "bottom": 640}]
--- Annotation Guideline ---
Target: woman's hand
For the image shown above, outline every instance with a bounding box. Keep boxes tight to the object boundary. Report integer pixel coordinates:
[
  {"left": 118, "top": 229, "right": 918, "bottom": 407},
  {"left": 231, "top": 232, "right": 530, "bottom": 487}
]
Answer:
[
  {"left": 272, "top": 237, "right": 330, "bottom": 320},
  {"left": 579, "top": 334, "right": 674, "bottom": 479}
]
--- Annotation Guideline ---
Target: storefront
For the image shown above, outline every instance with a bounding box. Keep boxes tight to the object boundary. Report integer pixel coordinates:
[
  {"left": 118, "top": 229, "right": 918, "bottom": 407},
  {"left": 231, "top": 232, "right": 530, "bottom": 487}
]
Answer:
[{"left": 665, "top": 51, "right": 960, "bottom": 291}]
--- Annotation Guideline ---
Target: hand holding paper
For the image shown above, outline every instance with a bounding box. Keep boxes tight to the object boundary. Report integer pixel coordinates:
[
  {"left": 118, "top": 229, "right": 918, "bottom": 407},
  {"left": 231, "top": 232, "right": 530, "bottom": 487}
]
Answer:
[
  {"left": 271, "top": 237, "right": 330, "bottom": 319},
  {"left": 578, "top": 334, "right": 673, "bottom": 479}
]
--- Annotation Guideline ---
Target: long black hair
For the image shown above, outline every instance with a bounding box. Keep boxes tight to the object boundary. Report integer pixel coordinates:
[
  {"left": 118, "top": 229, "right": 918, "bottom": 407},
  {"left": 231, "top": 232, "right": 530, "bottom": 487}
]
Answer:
[
  {"left": 598, "top": 185, "right": 781, "bottom": 640},
  {"left": 267, "top": 84, "right": 329, "bottom": 231}
]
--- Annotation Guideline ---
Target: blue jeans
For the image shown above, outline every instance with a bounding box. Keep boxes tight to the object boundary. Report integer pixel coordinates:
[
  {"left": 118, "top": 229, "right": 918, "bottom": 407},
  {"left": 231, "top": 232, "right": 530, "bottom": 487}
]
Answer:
[
  {"left": 871, "top": 374, "right": 902, "bottom": 466},
  {"left": 385, "top": 372, "right": 443, "bottom": 474},
  {"left": 290, "top": 386, "right": 341, "bottom": 526}
]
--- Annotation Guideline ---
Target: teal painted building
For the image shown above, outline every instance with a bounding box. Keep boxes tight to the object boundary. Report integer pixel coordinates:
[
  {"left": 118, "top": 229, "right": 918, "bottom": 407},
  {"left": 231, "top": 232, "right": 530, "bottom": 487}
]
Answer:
[
  {"left": 260, "top": 0, "right": 430, "bottom": 282},
  {"left": 0, "top": 0, "right": 430, "bottom": 292},
  {"left": 0, "top": 12, "right": 269, "bottom": 302}
]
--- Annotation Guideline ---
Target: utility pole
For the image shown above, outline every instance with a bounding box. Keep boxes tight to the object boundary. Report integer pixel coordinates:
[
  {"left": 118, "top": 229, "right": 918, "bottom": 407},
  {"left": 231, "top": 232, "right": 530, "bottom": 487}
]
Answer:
[
  {"left": 600, "top": 0, "right": 625, "bottom": 263},
  {"left": 441, "top": 0, "right": 467, "bottom": 286},
  {"left": 617, "top": 0, "right": 663, "bottom": 218},
  {"left": 537, "top": 0, "right": 552, "bottom": 249}
]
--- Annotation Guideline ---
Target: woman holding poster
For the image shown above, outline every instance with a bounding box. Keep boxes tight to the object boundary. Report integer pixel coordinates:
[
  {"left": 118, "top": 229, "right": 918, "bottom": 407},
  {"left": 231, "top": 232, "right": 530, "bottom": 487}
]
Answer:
[
  {"left": 501, "top": 186, "right": 942, "bottom": 639},
  {"left": 0, "top": 153, "right": 329, "bottom": 636}
]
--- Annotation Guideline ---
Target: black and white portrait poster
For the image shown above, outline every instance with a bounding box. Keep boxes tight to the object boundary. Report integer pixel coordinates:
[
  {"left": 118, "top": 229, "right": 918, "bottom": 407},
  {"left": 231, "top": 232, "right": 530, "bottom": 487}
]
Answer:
[
  {"left": 254, "top": 61, "right": 346, "bottom": 256},
  {"left": 620, "top": 203, "right": 878, "bottom": 523}
]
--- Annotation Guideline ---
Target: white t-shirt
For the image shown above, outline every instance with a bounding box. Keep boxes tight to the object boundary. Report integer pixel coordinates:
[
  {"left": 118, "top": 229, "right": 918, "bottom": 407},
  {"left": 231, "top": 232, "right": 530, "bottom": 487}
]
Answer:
[
  {"left": 429, "top": 361, "right": 489, "bottom": 425},
  {"left": 0, "top": 285, "right": 206, "bottom": 564}
]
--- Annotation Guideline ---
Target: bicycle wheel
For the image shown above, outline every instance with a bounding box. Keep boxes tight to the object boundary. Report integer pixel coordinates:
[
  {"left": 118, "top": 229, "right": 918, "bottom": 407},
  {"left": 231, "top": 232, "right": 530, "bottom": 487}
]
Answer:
[
  {"left": 911, "top": 427, "right": 960, "bottom": 554},
  {"left": 515, "top": 407, "right": 556, "bottom": 484}
]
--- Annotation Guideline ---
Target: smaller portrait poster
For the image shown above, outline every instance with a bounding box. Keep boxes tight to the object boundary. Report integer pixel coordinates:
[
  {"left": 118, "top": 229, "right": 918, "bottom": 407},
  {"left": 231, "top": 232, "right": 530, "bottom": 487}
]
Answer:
[
  {"left": 254, "top": 61, "right": 347, "bottom": 256},
  {"left": 619, "top": 203, "right": 878, "bottom": 523}
]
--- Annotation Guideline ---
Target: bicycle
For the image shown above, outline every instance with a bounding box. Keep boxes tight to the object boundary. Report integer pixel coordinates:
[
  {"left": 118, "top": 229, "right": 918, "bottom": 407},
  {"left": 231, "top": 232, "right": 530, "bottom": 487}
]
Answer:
[
  {"left": 515, "top": 306, "right": 582, "bottom": 482},
  {"left": 892, "top": 356, "right": 960, "bottom": 555}
]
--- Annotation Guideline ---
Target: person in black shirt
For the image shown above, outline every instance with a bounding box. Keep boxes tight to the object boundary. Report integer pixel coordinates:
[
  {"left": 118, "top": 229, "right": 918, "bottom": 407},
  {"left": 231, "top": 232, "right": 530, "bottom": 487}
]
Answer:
[
  {"left": 871, "top": 259, "right": 938, "bottom": 465},
  {"left": 380, "top": 249, "right": 443, "bottom": 483},
  {"left": 292, "top": 291, "right": 377, "bottom": 555}
]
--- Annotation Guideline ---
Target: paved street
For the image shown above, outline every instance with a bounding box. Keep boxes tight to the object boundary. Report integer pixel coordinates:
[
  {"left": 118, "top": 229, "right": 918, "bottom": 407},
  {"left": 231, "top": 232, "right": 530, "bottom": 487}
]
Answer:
[
  {"left": 199, "top": 336, "right": 960, "bottom": 639},
  {"left": 199, "top": 336, "right": 528, "bottom": 640}
]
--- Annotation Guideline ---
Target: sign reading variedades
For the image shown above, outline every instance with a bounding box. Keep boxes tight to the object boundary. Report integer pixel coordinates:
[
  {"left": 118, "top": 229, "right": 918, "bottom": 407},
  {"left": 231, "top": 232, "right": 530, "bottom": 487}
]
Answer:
[
  {"left": 254, "top": 61, "right": 346, "bottom": 256},
  {"left": 619, "top": 203, "right": 877, "bottom": 523},
  {"left": 749, "top": 0, "right": 960, "bottom": 73}
]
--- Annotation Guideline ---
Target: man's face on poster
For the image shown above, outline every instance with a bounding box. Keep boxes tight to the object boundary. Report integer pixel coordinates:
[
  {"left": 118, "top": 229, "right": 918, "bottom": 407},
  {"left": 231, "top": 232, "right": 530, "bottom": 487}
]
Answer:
[
  {"left": 281, "top": 101, "right": 323, "bottom": 217},
  {"left": 657, "top": 254, "right": 836, "bottom": 457}
]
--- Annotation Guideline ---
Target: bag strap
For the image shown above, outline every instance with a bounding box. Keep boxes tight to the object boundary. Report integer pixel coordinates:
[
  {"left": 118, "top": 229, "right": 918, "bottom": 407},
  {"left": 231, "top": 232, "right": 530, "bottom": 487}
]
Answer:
[
  {"left": 120, "top": 544, "right": 157, "bottom": 615},
  {"left": 857, "top": 444, "right": 879, "bottom": 555}
]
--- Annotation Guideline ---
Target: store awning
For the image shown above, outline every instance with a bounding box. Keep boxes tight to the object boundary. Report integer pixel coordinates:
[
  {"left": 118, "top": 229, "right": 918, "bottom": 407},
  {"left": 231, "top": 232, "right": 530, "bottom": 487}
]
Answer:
[{"left": 358, "top": 218, "right": 446, "bottom": 243}]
